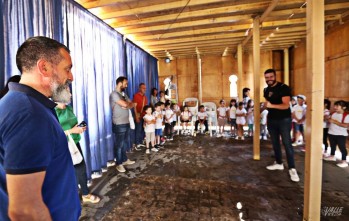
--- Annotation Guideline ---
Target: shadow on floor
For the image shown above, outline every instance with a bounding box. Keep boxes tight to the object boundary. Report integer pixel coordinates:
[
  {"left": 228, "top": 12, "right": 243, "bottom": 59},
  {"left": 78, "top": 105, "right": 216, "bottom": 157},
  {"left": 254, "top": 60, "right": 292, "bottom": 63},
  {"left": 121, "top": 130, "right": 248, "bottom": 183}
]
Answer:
[{"left": 80, "top": 134, "right": 349, "bottom": 221}]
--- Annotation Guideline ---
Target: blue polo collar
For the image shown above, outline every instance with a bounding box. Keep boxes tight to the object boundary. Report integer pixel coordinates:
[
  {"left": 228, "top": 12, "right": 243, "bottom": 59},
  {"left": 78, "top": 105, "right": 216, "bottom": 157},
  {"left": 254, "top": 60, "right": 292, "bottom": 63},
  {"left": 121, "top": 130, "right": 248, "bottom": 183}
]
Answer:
[{"left": 8, "top": 82, "right": 57, "bottom": 109}]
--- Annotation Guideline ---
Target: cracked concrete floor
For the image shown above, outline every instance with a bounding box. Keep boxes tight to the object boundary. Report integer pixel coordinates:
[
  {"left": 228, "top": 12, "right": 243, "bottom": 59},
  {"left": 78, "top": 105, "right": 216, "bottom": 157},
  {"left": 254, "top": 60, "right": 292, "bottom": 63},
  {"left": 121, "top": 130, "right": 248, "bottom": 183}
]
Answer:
[{"left": 79, "top": 134, "right": 349, "bottom": 221}]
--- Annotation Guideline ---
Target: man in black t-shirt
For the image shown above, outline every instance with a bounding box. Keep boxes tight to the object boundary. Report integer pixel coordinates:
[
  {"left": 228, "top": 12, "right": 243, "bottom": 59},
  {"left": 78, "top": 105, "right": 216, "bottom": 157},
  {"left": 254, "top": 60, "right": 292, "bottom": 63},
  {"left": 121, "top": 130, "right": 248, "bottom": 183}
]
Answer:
[{"left": 263, "top": 69, "right": 300, "bottom": 182}]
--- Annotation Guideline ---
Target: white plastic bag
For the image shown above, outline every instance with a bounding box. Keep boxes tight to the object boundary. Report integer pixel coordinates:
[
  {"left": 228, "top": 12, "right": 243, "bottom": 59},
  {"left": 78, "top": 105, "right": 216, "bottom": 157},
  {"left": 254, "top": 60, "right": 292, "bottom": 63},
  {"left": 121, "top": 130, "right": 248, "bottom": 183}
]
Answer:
[{"left": 67, "top": 134, "right": 83, "bottom": 165}]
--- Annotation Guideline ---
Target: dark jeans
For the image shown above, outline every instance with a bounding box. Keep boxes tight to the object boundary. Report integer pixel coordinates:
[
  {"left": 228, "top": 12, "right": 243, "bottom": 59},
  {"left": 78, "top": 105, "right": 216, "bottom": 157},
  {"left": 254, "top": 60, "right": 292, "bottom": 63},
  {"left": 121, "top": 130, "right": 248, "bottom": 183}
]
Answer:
[
  {"left": 195, "top": 120, "right": 208, "bottom": 131},
  {"left": 328, "top": 134, "right": 347, "bottom": 160},
  {"left": 164, "top": 123, "right": 172, "bottom": 138},
  {"left": 112, "top": 123, "right": 129, "bottom": 165},
  {"left": 267, "top": 118, "right": 295, "bottom": 168},
  {"left": 74, "top": 142, "right": 89, "bottom": 195},
  {"left": 323, "top": 128, "right": 329, "bottom": 150},
  {"left": 135, "top": 119, "right": 145, "bottom": 145}
]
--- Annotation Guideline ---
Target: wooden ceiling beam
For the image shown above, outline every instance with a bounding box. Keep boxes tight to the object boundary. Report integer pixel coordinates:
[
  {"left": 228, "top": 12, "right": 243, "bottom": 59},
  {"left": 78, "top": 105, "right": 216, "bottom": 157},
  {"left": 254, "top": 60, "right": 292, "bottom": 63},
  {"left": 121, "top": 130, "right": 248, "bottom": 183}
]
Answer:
[
  {"left": 78, "top": 0, "right": 136, "bottom": 9},
  {"left": 149, "top": 39, "right": 242, "bottom": 51},
  {"left": 106, "top": 0, "right": 305, "bottom": 26},
  {"left": 142, "top": 32, "right": 247, "bottom": 46},
  {"left": 97, "top": 0, "right": 227, "bottom": 19},
  {"left": 121, "top": 16, "right": 253, "bottom": 34}
]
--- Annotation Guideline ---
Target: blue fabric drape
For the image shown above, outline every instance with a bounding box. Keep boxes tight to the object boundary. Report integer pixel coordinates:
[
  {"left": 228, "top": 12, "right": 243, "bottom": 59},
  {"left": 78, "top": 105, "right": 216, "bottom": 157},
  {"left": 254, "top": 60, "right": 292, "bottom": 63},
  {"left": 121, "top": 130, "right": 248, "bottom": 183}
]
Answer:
[
  {"left": 0, "top": 0, "right": 158, "bottom": 179},
  {"left": 125, "top": 40, "right": 159, "bottom": 102}
]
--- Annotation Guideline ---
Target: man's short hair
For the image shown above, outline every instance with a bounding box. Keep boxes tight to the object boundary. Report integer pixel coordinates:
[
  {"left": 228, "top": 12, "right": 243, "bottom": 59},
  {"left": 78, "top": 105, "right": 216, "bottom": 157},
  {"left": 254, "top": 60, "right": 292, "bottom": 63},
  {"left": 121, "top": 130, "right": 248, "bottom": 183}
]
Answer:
[
  {"left": 116, "top": 76, "right": 127, "bottom": 85},
  {"left": 16, "top": 36, "right": 70, "bottom": 73},
  {"left": 139, "top": 83, "right": 145, "bottom": 88},
  {"left": 264, "top": 69, "right": 276, "bottom": 75}
]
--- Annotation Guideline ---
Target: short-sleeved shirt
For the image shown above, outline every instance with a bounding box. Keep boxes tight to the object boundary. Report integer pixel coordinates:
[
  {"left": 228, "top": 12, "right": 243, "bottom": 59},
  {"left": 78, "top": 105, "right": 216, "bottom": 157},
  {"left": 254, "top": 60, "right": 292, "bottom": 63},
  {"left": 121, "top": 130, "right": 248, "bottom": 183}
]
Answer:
[
  {"left": 181, "top": 111, "right": 191, "bottom": 121},
  {"left": 260, "top": 110, "right": 269, "bottom": 125},
  {"left": 197, "top": 111, "right": 208, "bottom": 120},
  {"left": 110, "top": 90, "right": 130, "bottom": 125},
  {"left": 55, "top": 105, "right": 81, "bottom": 144},
  {"left": 143, "top": 114, "right": 156, "bottom": 133},
  {"left": 328, "top": 113, "right": 349, "bottom": 136},
  {"left": 165, "top": 109, "right": 174, "bottom": 123},
  {"left": 264, "top": 82, "right": 292, "bottom": 120},
  {"left": 229, "top": 106, "right": 237, "bottom": 119},
  {"left": 217, "top": 107, "right": 228, "bottom": 118},
  {"left": 153, "top": 111, "right": 163, "bottom": 129},
  {"left": 247, "top": 107, "right": 254, "bottom": 124},
  {"left": 133, "top": 92, "right": 148, "bottom": 115},
  {"left": 292, "top": 104, "right": 306, "bottom": 124},
  {"left": 0, "top": 83, "right": 81, "bottom": 221},
  {"left": 236, "top": 108, "right": 247, "bottom": 125}
]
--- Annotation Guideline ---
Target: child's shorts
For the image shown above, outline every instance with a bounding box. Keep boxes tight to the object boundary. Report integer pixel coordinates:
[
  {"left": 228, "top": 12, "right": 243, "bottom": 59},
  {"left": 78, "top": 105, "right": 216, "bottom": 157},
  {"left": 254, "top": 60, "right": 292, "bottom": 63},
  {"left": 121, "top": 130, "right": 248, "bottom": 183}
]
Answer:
[
  {"left": 146, "top": 132, "right": 155, "bottom": 143},
  {"left": 155, "top": 128, "right": 162, "bottom": 136},
  {"left": 230, "top": 118, "right": 237, "bottom": 126},
  {"left": 218, "top": 118, "right": 226, "bottom": 126},
  {"left": 294, "top": 123, "right": 304, "bottom": 133}
]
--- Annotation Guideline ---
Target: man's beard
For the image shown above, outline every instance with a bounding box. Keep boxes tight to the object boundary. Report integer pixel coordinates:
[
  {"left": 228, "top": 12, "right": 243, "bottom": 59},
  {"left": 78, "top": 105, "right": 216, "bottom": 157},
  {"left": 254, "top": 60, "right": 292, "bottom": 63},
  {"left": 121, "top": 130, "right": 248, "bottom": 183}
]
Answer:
[
  {"left": 266, "top": 80, "right": 276, "bottom": 86},
  {"left": 51, "top": 77, "right": 72, "bottom": 104}
]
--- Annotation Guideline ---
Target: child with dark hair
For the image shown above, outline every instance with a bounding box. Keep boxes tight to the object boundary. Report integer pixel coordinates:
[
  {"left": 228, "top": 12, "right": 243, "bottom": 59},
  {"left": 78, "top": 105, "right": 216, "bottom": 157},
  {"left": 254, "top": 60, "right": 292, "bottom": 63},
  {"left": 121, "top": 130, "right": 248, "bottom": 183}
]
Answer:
[
  {"left": 246, "top": 99, "right": 254, "bottom": 137},
  {"left": 217, "top": 99, "right": 228, "bottom": 137},
  {"left": 153, "top": 102, "right": 164, "bottom": 149},
  {"left": 236, "top": 102, "right": 247, "bottom": 140},
  {"left": 323, "top": 99, "right": 331, "bottom": 155},
  {"left": 323, "top": 100, "right": 349, "bottom": 168},
  {"left": 194, "top": 105, "right": 209, "bottom": 135},
  {"left": 164, "top": 101, "right": 174, "bottom": 140},
  {"left": 143, "top": 105, "right": 157, "bottom": 154},
  {"left": 229, "top": 99, "right": 238, "bottom": 136}
]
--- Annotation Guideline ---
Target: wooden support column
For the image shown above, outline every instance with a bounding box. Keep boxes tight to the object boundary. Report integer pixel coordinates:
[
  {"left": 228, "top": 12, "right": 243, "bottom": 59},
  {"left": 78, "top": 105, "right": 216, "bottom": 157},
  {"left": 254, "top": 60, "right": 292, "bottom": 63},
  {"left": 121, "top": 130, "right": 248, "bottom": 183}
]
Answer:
[
  {"left": 284, "top": 48, "right": 289, "bottom": 85},
  {"left": 253, "top": 17, "right": 260, "bottom": 160},
  {"left": 303, "top": 0, "right": 324, "bottom": 220},
  {"left": 196, "top": 47, "right": 202, "bottom": 103},
  {"left": 237, "top": 44, "right": 243, "bottom": 101}
]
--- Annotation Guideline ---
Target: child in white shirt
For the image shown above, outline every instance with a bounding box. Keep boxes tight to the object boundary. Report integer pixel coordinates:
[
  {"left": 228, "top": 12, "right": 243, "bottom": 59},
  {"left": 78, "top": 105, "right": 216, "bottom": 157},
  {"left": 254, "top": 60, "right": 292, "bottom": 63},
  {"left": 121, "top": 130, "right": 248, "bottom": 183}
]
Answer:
[
  {"left": 181, "top": 106, "right": 192, "bottom": 133},
  {"left": 171, "top": 103, "right": 180, "bottom": 135},
  {"left": 164, "top": 101, "right": 174, "bottom": 140},
  {"left": 229, "top": 99, "right": 237, "bottom": 136},
  {"left": 323, "top": 100, "right": 349, "bottom": 168},
  {"left": 153, "top": 103, "right": 164, "bottom": 149},
  {"left": 260, "top": 103, "right": 268, "bottom": 140},
  {"left": 246, "top": 99, "right": 254, "bottom": 137},
  {"left": 143, "top": 105, "right": 158, "bottom": 154},
  {"left": 236, "top": 102, "right": 247, "bottom": 140},
  {"left": 323, "top": 99, "right": 331, "bottom": 154},
  {"left": 195, "top": 105, "right": 209, "bottom": 134},
  {"left": 217, "top": 99, "right": 228, "bottom": 136},
  {"left": 292, "top": 95, "right": 306, "bottom": 146}
]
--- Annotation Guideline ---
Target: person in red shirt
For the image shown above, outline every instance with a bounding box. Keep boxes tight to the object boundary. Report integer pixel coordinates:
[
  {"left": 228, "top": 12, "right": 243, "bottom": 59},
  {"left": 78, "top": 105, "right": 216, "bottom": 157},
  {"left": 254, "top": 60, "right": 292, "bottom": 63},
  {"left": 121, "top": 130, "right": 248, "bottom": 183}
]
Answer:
[{"left": 133, "top": 83, "right": 148, "bottom": 149}]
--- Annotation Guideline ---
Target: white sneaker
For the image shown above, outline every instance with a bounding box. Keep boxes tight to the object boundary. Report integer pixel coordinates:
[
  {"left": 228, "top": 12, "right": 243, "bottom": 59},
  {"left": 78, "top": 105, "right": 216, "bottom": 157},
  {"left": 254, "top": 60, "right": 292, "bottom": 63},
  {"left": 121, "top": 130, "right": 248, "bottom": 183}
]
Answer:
[
  {"left": 263, "top": 136, "right": 267, "bottom": 140},
  {"left": 289, "top": 168, "right": 300, "bottom": 182},
  {"left": 235, "top": 136, "right": 239, "bottom": 140},
  {"left": 101, "top": 167, "right": 108, "bottom": 173},
  {"left": 146, "top": 149, "right": 150, "bottom": 154},
  {"left": 137, "top": 144, "right": 145, "bottom": 148},
  {"left": 216, "top": 134, "right": 222, "bottom": 138},
  {"left": 134, "top": 145, "right": 142, "bottom": 151},
  {"left": 266, "top": 162, "right": 284, "bottom": 170},
  {"left": 122, "top": 159, "right": 135, "bottom": 166},
  {"left": 336, "top": 162, "right": 348, "bottom": 168},
  {"left": 116, "top": 165, "right": 126, "bottom": 173},
  {"left": 87, "top": 180, "right": 92, "bottom": 187},
  {"left": 292, "top": 142, "right": 298, "bottom": 147},
  {"left": 107, "top": 161, "right": 115, "bottom": 167},
  {"left": 323, "top": 155, "right": 336, "bottom": 161},
  {"left": 91, "top": 172, "right": 102, "bottom": 179},
  {"left": 151, "top": 148, "right": 159, "bottom": 152},
  {"left": 241, "top": 136, "right": 244, "bottom": 140}
]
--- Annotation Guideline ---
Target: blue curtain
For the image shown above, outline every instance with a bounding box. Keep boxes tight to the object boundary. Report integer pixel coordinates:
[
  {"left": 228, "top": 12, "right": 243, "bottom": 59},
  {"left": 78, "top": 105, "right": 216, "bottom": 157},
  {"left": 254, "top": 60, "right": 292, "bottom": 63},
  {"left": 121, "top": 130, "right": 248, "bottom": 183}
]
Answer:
[
  {"left": 0, "top": 0, "right": 158, "bottom": 179},
  {"left": 125, "top": 40, "right": 159, "bottom": 102},
  {"left": 1, "top": 0, "right": 63, "bottom": 87}
]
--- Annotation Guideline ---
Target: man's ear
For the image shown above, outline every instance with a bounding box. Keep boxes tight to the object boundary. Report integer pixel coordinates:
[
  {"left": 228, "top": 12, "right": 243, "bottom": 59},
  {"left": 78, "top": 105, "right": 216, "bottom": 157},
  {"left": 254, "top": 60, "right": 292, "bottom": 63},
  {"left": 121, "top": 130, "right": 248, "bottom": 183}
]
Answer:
[{"left": 37, "top": 59, "right": 50, "bottom": 77}]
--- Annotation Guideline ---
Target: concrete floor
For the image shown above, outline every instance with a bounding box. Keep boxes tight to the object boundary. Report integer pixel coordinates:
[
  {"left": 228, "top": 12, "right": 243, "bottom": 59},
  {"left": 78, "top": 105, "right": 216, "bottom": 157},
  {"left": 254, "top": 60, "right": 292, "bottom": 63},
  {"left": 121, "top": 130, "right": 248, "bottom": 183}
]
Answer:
[{"left": 80, "top": 133, "right": 349, "bottom": 221}]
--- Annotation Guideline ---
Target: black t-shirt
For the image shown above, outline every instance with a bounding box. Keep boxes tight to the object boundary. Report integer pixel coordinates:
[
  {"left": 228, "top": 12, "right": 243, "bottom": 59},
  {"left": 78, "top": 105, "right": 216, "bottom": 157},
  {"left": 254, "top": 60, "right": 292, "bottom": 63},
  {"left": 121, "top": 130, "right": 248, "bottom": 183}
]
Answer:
[{"left": 263, "top": 82, "right": 291, "bottom": 120}]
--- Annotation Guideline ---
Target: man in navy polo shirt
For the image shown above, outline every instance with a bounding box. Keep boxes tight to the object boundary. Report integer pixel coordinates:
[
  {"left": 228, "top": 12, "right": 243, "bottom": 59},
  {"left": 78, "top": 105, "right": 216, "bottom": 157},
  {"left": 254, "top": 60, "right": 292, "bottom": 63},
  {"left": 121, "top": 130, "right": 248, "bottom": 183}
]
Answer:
[{"left": 0, "top": 37, "right": 81, "bottom": 220}]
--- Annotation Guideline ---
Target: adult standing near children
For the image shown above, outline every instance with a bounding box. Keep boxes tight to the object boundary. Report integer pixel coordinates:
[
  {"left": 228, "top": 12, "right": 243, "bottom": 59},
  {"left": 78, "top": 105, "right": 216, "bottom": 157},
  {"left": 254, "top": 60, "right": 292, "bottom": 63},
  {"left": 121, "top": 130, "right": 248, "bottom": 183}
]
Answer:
[
  {"left": 110, "top": 77, "right": 136, "bottom": 173},
  {"left": 0, "top": 36, "right": 81, "bottom": 220},
  {"left": 133, "top": 83, "right": 148, "bottom": 149},
  {"left": 263, "top": 68, "right": 300, "bottom": 182},
  {"left": 150, "top": 87, "right": 159, "bottom": 107}
]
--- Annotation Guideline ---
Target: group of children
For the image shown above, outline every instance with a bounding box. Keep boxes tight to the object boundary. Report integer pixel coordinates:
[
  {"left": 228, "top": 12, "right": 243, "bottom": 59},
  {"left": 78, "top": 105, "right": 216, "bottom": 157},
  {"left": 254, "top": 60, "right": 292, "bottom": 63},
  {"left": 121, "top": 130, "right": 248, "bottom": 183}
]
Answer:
[{"left": 216, "top": 99, "right": 268, "bottom": 140}]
